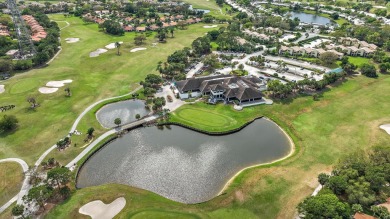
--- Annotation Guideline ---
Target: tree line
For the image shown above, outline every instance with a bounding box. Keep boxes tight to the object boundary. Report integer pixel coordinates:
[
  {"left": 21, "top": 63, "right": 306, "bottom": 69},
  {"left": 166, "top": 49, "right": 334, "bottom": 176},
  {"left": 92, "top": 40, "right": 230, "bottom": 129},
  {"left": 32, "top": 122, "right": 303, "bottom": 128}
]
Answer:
[{"left": 298, "top": 146, "right": 390, "bottom": 219}]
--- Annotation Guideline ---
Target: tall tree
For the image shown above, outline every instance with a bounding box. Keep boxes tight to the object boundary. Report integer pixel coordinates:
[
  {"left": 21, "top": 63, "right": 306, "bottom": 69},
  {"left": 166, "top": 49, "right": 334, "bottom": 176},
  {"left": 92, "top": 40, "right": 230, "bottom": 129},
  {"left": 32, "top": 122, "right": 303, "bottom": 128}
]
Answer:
[
  {"left": 47, "top": 167, "right": 71, "bottom": 190},
  {"left": 24, "top": 185, "right": 53, "bottom": 210},
  {"left": 115, "top": 42, "right": 121, "bottom": 55}
]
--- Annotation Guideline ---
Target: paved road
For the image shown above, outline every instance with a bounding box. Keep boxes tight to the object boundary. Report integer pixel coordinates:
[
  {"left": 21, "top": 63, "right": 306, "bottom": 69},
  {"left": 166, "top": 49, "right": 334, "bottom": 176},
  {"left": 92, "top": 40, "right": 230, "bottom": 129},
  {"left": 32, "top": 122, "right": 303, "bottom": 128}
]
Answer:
[
  {"left": 0, "top": 158, "right": 29, "bottom": 213},
  {"left": 155, "top": 85, "right": 186, "bottom": 112}
]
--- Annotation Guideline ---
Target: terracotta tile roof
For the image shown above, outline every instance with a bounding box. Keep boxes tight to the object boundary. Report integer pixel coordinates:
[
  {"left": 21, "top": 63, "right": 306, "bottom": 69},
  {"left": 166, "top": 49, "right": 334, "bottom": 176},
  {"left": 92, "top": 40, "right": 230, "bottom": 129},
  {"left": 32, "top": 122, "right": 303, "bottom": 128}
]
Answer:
[{"left": 353, "top": 213, "right": 376, "bottom": 219}]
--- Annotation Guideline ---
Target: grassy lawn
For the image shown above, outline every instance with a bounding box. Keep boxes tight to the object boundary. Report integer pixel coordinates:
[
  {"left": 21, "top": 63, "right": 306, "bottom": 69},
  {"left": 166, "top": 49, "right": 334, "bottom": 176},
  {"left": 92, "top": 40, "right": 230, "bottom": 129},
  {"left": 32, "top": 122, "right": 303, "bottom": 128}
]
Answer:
[
  {"left": 181, "top": 0, "right": 234, "bottom": 20},
  {"left": 347, "top": 57, "right": 372, "bottom": 67},
  {"left": 182, "top": 0, "right": 220, "bottom": 11},
  {"left": 0, "top": 162, "right": 23, "bottom": 206},
  {"left": 0, "top": 15, "right": 220, "bottom": 166},
  {"left": 48, "top": 73, "right": 390, "bottom": 218}
]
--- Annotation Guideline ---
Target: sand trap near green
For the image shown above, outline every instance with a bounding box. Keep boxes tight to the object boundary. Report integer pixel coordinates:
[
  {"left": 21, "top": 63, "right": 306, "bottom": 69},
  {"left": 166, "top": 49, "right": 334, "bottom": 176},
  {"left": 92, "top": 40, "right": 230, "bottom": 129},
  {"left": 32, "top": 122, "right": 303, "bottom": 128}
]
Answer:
[
  {"left": 65, "top": 38, "right": 79, "bottom": 43},
  {"left": 38, "top": 87, "right": 58, "bottom": 94},
  {"left": 105, "top": 42, "right": 123, "bottom": 49},
  {"left": 0, "top": 85, "right": 4, "bottom": 94},
  {"left": 130, "top": 47, "right": 147, "bottom": 52},
  {"left": 203, "top": 25, "right": 218, "bottom": 28},
  {"left": 90, "top": 48, "right": 108, "bottom": 57},
  {"left": 79, "top": 197, "right": 126, "bottom": 219},
  {"left": 380, "top": 124, "right": 390, "bottom": 135},
  {"left": 46, "top": 79, "right": 73, "bottom": 88}
]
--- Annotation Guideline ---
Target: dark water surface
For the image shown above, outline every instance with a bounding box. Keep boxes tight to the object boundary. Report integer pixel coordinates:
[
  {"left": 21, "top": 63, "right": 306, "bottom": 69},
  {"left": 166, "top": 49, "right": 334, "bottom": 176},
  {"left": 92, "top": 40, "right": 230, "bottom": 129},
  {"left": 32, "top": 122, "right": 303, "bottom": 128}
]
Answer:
[
  {"left": 290, "top": 12, "right": 333, "bottom": 25},
  {"left": 77, "top": 119, "right": 291, "bottom": 203},
  {"left": 96, "top": 100, "right": 149, "bottom": 128}
]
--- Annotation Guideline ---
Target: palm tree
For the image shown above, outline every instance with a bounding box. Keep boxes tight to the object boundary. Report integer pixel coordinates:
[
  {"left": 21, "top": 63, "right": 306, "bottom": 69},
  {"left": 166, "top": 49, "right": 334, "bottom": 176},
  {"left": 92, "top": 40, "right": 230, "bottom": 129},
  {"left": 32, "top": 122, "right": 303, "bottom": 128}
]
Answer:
[
  {"left": 170, "top": 28, "right": 174, "bottom": 38},
  {"left": 115, "top": 42, "right": 121, "bottom": 55}
]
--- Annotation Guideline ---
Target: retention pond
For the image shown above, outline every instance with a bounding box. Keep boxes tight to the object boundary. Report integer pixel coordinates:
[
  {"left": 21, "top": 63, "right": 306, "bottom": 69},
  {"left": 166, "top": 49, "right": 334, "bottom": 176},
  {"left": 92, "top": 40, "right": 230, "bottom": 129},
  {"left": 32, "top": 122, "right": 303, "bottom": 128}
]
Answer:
[
  {"left": 96, "top": 99, "right": 149, "bottom": 128},
  {"left": 77, "top": 118, "right": 292, "bottom": 203},
  {"left": 290, "top": 11, "right": 334, "bottom": 25}
]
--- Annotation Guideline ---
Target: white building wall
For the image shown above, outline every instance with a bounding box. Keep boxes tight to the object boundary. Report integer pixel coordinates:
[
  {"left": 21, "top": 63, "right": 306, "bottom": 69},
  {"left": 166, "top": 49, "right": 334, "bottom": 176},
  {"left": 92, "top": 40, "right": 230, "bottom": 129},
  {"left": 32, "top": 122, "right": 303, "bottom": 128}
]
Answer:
[{"left": 178, "top": 91, "right": 201, "bottom": 99}]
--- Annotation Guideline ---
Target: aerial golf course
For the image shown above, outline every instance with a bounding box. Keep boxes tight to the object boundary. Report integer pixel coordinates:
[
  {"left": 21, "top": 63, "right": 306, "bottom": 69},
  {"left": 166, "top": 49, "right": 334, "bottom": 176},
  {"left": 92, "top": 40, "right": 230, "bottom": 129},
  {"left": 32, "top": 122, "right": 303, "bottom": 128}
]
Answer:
[{"left": 0, "top": 3, "right": 390, "bottom": 219}]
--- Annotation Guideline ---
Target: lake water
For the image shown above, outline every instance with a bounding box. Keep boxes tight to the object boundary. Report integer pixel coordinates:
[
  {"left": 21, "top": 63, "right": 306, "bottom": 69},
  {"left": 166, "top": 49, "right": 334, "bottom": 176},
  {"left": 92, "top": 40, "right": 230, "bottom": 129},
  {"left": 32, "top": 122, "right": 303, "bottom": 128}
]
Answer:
[
  {"left": 189, "top": 5, "right": 211, "bottom": 14},
  {"left": 77, "top": 119, "right": 292, "bottom": 204},
  {"left": 290, "top": 12, "right": 334, "bottom": 25},
  {"left": 96, "top": 99, "right": 149, "bottom": 128}
]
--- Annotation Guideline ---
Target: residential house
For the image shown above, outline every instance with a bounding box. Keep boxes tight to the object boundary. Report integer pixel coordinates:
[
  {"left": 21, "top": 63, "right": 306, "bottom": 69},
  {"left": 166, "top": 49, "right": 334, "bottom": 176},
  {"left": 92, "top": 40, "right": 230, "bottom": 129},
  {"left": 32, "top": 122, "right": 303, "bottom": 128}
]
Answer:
[
  {"left": 148, "top": 24, "right": 159, "bottom": 31},
  {"left": 136, "top": 26, "right": 146, "bottom": 32},
  {"left": 123, "top": 25, "right": 134, "bottom": 32},
  {"left": 0, "top": 24, "right": 9, "bottom": 36},
  {"left": 264, "top": 27, "right": 283, "bottom": 34},
  {"left": 22, "top": 15, "right": 47, "bottom": 41},
  {"left": 353, "top": 213, "right": 376, "bottom": 219}
]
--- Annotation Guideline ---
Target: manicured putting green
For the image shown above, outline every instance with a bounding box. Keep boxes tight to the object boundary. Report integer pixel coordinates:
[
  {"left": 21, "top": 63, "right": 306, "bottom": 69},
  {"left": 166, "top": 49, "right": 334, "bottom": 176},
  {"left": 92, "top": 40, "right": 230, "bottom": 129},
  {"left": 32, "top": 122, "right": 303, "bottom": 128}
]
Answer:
[
  {"left": 173, "top": 108, "right": 237, "bottom": 128},
  {"left": 131, "top": 210, "right": 200, "bottom": 219},
  {"left": 9, "top": 78, "right": 40, "bottom": 94}
]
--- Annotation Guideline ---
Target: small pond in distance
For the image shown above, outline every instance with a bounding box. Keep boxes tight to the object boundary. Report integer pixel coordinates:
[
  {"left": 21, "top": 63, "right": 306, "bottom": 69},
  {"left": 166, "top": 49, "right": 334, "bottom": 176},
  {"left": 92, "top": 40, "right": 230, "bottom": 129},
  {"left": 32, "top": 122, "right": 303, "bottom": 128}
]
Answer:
[
  {"left": 96, "top": 100, "right": 149, "bottom": 128},
  {"left": 290, "top": 12, "right": 334, "bottom": 25},
  {"left": 77, "top": 119, "right": 292, "bottom": 204}
]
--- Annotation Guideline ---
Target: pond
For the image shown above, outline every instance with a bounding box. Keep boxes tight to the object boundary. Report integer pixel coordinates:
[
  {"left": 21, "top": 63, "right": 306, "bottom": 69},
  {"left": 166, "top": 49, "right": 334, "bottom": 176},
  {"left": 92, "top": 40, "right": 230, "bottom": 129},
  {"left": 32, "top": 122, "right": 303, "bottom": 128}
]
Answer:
[
  {"left": 189, "top": 5, "right": 210, "bottom": 14},
  {"left": 96, "top": 99, "right": 149, "bottom": 128},
  {"left": 77, "top": 119, "right": 292, "bottom": 204},
  {"left": 289, "top": 12, "right": 334, "bottom": 25}
]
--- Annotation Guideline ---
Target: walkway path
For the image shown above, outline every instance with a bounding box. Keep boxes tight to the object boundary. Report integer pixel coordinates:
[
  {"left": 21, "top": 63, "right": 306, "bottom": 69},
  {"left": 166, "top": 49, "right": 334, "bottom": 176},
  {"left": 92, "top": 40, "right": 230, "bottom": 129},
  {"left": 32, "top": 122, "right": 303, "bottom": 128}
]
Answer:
[
  {"left": 65, "top": 115, "right": 158, "bottom": 170},
  {"left": 36, "top": 86, "right": 143, "bottom": 170},
  {"left": 46, "top": 21, "right": 70, "bottom": 65},
  {"left": 0, "top": 87, "right": 143, "bottom": 213},
  {"left": 0, "top": 158, "right": 29, "bottom": 213}
]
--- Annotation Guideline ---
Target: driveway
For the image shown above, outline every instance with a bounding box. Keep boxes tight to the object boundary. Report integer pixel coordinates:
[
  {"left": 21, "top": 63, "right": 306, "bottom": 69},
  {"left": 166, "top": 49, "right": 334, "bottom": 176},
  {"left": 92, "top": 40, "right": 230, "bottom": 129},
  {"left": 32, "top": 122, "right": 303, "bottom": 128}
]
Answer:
[{"left": 155, "top": 85, "right": 186, "bottom": 112}]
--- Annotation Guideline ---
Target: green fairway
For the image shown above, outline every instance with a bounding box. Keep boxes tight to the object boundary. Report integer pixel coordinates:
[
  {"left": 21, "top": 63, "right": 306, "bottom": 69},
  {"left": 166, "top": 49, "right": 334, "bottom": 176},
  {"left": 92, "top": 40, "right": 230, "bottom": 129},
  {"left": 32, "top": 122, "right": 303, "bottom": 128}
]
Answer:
[
  {"left": 0, "top": 14, "right": 220, "bottom": 165},
  {"left": 182, "top": 0, "right": 220, "bottom": 10},
  {"left": 0, "top": 163, "right": 23, "bottom": 206},
  {"left": 131, "top": 210, "right": 200, "bottom": 219},
  {"left": 172, "top": 107, "right": 239, "bottom": 129},
  {"left": 169, "top": 104, "right": 262, "bottom": 132},
  {"left": 347, "top": 57, "right": 372, "bottom": 67},
  {"left": 49, "top": 73, "right": 390, "bottom": 218}
]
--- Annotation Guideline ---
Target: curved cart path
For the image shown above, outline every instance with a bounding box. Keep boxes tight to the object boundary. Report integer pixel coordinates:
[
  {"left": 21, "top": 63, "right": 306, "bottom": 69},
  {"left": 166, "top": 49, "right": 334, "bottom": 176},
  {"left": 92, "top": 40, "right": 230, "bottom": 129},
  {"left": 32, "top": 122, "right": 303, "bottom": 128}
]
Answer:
[
  {"left": 0, "top": 158, "right": 29, "bottom": 213},
  {"left": 0, "top": 87, "right": 142, "bottom": 213},
  {"left": 46, "top": 21, "right": 70, "bottom": 65}
]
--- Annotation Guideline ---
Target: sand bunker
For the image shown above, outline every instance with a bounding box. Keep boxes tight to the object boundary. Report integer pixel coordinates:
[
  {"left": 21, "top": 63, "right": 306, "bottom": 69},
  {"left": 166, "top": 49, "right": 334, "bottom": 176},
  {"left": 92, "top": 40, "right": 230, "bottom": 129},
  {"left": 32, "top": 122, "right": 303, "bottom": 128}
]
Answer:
[
  {"left": 38, "top": 79, "right": 72, "bottom": 94},
  {"left": 79, "top": 197, "right": 126, "bottom": 219},
  {"left": 380, "top": 124, "right": 390, "bottom": 135},
  {"left": 203, "top": 25, "right": 218, "bottom": 28},
  {"left": 39, "top": 87, "right": 58, "bottom": 94},
  {"left": 105, "top": 42, "right": 123, "bottom": 49},
  {"left": 90, "top": 48, "right": 108, "bottom": 57},
  {"left": 46, "top": 79, "right": 73, "bottom": 88},
  {"left": 0, "top": 85, "right": 4, "bottom": 94},
  {"left": 130, "top": 47, "right": 147, "bottom": 53},
  {"left": 65, "top": 38, "right": 80, "bottom": 43}
]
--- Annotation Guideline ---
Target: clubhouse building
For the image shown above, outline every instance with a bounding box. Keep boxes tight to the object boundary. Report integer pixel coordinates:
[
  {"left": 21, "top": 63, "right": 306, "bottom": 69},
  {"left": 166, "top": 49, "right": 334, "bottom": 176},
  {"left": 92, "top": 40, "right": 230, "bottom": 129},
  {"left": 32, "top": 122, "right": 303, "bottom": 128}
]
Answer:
[{"left": 174, "top": 75, "right": 263, "bottom": 104}]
